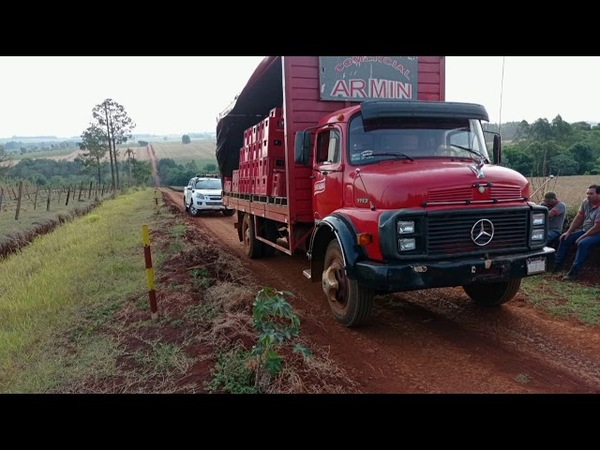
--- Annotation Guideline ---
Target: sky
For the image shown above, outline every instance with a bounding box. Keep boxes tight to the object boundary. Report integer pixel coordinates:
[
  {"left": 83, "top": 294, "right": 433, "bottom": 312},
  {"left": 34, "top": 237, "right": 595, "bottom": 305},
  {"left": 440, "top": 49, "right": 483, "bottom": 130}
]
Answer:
[{"left": 0, "top": 56, "right": 599, "bottom": 139}]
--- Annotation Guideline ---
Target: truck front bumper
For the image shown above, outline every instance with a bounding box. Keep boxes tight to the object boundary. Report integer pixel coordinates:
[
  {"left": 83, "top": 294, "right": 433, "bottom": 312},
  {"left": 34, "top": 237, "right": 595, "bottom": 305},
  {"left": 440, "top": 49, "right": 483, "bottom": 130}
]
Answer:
[{"left": 353, "top": 247, "right": 555, "bottom": 292}]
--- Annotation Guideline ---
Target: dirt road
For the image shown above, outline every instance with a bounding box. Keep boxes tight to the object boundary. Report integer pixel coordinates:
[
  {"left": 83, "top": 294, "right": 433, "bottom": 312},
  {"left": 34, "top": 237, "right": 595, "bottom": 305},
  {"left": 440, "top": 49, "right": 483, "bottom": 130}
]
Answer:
[{"left": 161, "top": 188, "right": 600, "bottom": 394}]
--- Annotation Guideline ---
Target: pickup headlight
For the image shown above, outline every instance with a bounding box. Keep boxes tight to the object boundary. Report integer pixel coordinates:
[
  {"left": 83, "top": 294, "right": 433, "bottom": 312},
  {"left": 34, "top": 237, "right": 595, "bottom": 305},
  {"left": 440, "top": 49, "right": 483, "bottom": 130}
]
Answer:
[{"left": 194, "top": 193, "right": 206, "bottom": 199}]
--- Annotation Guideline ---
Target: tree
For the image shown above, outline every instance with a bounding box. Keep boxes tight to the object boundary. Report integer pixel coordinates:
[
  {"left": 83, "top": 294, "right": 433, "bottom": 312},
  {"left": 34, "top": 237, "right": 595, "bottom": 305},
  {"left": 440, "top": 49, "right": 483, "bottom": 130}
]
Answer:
[
  {"left": 0, "top": 144, "right": 10, "bottom": 176},
  {"left": 572, "top": 121, "right": 592, "bottom": 132},
  {"left": 526, "top": 140, "right": 561, "bottom": 177},
  {"left": 548, "top": 154, "right": 579, "bottom": 176},
  {"left": 568, "top": 142, "right": 596, "bottom": 174},
  {"left": 182, "top": 135, "right": 191, "bottom": 144},
  {"left": 130, "top": 160, "right": 153, "bottom": 185},
  {"left": 92, "top": 98, "right": 136, "bottom": 189},
  {"left": 203, "top": 163, "right": 217, "bottom": 173},
  {"left": 78, "top": 124, "right": 109, "bottom": 185},
  {"left": 551, "top": 115, "right": 573, "bottom": 142},
  {"left": 526, "top": 118, "right": 554, "bottom": 142}
]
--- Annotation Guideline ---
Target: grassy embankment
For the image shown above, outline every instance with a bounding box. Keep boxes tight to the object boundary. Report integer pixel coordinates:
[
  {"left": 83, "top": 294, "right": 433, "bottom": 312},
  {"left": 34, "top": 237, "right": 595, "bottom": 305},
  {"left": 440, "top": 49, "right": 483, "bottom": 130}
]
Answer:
[
  {"left": 0, "top": 188, "right": 176, "bottom": 392},
  {"left": 0, "top": 188, "right": 354, "bottom": 394}
]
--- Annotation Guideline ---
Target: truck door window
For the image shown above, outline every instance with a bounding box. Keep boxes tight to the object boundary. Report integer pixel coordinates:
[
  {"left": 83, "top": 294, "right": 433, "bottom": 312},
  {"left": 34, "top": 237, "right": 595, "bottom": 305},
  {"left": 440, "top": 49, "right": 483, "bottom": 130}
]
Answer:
[{"left": 316, "top": 129, "right": 340, "bottom": 165}]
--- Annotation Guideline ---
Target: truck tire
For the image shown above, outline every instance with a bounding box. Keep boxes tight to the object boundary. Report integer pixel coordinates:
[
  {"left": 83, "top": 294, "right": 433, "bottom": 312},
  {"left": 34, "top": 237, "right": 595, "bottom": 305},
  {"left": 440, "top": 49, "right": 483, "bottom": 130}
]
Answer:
[
  {"left": 222, "top": 209, "right": 236, "bottom": 217},
  {"left": 261, "top": 220, "right": 279, "bottom": 257},
  {"left": 242, "top": 213, "right": 264, "bottom": 259},
  {"left": 322, "top": 240, "right": 374, "bottom": 327},
  {"left": 462, "top": 278, "right": 521, "bottom": 306}
]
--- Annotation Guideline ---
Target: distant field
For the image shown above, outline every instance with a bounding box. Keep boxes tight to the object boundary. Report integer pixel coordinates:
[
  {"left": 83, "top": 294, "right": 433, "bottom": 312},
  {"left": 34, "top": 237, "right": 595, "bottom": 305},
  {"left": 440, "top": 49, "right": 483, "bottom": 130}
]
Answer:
[
  {"left": 5, "top": 139, "right": 218, "bottom": 168},
  {"left": 529, "top": 175, "right": 599, "bottom": 215},
  {"left": 133, "top": 140, "right": 217, "bottom": 166}
]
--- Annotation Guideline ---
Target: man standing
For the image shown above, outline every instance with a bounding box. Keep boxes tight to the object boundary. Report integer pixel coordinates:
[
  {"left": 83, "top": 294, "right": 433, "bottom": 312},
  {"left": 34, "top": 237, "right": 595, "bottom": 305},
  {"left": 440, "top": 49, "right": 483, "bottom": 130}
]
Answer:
[
  {"left": 541, "top": 191, "right": 566, "bottom": 247},
  {"left": 553, "top": 184, "right": 600, "bottom": 280}
]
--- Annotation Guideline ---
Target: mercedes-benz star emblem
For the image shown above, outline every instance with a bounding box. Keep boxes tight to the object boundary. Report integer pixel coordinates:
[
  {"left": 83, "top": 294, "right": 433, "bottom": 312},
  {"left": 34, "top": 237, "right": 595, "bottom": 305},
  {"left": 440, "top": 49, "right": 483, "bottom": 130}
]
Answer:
[{"left": 471, "top": 219, "right": 494, "bottom": 246}]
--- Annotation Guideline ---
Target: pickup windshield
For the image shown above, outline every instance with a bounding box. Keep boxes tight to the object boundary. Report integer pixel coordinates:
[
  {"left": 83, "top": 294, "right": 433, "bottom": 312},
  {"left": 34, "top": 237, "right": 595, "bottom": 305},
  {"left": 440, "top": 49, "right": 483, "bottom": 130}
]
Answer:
[
  {"left": 195, "top": 179, "right": 221, "bottom": 189},
  {"left": 348, "top": 114, "right": 490, "bottom": 166}
]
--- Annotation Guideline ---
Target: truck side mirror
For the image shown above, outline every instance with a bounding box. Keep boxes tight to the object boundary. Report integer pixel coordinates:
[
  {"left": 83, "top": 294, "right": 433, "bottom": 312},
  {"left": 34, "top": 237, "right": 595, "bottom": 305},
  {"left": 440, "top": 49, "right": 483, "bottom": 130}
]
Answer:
[
  {"left": 492, "top": 133, "right": 502, "bottom": 165},
  {"left": 294, "top": 131, "right": 311, "bottom": 166}
]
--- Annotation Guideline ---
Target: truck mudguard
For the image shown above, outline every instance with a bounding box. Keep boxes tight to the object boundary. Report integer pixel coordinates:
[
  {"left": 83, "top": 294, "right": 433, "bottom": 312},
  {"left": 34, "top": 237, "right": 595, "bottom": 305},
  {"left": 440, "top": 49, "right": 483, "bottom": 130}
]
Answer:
[{"left": 311, "top": 213, "right": 369, "bottom": 280}]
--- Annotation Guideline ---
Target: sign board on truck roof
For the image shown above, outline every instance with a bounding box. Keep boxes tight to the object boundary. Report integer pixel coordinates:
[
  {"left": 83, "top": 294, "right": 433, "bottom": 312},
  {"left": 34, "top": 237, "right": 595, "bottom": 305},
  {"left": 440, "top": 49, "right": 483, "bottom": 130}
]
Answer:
[{"left": 319, "top": 56, "right": 419, "bottom": 101}]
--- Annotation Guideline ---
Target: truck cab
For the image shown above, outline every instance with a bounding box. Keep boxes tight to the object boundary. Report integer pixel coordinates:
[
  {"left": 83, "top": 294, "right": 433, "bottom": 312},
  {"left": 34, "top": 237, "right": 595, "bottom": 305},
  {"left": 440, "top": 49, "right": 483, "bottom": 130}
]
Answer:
[{"left": 296, "top": 100, "right": 554, "bottom": 326}]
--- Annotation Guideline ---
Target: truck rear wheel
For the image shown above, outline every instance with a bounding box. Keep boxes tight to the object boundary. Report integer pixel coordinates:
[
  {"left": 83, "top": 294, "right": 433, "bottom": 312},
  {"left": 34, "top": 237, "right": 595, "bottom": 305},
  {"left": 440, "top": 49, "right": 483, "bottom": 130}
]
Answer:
[
  {"left": 261, "top": 220, "right": 279, "bottom": 257},
  {"left": 322, "top": 240, "right": 374, "bottom": 327},
  {"left": 242, "top": 214, "right": 264, "bottom": 259},
  {"left": 462, "top": 278, "right": 521, "bottom": 306}
]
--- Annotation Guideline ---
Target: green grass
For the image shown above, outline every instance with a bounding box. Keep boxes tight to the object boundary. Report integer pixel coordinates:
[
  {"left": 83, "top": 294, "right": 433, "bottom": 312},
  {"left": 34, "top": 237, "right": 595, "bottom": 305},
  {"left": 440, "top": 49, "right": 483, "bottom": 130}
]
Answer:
[
  {"left": 521, "top": 274, "right": 600, "bottom": 325},
  {"left": 0, "top": 187, "right": 170, "bottom": 392}
]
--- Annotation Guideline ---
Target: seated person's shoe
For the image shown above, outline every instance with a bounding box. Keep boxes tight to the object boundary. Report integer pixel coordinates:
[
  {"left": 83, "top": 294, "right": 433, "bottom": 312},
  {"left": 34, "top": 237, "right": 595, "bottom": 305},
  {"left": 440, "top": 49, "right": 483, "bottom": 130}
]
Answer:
[{"left": 562, "top": 269, "right": 579, "bottom": 281}]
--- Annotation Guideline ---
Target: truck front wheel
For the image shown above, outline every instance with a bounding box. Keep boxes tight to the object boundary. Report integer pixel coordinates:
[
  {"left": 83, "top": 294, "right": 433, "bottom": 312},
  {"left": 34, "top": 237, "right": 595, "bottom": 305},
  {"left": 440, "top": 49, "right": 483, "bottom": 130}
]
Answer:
[
  {"left": 242, "top": 214, "right": 264, "bottom": 259},
  {"left": 322, "top": 240, "right": 374, "bottom": 327},
  {"left": 462, "top": 278, "right": 521, "bottom": 306}
]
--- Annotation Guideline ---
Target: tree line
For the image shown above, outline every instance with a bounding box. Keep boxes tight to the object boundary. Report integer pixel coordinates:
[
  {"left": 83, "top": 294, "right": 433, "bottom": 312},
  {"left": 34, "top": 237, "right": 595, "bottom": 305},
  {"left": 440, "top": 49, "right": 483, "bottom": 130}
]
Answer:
[
  {"left": 2, "top": 113, "right": 600, "bottom": 186},
  {"left": 486, "top": 116, "right": 600, "bottom": 176}
]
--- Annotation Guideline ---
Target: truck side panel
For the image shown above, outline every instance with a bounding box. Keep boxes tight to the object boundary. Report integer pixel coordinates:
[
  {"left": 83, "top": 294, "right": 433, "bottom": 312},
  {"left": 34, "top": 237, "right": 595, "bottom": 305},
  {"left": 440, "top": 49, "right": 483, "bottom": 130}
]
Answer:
[
  {"left": 282, "top": 57, "right": 353, "bottom": 223},
  {"left": 417, "top": 56, "right": 445, "bottom": 101},
  {"left": 281, "top": 56, "right": 445, "bottom": 222}
]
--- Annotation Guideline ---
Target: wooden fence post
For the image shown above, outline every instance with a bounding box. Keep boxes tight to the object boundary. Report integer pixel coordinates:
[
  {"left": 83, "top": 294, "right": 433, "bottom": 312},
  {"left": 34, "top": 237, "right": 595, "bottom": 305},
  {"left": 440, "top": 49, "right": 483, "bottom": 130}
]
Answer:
[
  {"left": 33, "top": 185, "right": 39, "bottom": 210},
  {"left": 142, "top": 225, "right": 158, "bottom": 320},
  {"left": 15, "top": 181, "right": 23, "bottom": 220}
]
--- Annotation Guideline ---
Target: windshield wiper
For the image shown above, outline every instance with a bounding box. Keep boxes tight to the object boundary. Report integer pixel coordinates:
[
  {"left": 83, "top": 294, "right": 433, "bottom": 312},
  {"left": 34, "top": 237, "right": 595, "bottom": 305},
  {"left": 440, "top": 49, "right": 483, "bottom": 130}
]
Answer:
[
  {"left": 361, "top": 151, "right": 414, "bottom": 161},
  {"left": 449, "top": 144, "right": 487, "bottom": 162}
]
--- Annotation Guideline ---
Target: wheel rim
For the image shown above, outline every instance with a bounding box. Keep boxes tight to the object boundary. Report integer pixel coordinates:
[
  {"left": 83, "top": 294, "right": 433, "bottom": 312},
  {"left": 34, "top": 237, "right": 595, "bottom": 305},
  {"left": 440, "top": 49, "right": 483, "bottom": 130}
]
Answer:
[
  {"left": 322, "top": 259, "right": 348, "bottom": 308},
  {"left": 242, "top": 216, "right": 251, "bottom": 249}
]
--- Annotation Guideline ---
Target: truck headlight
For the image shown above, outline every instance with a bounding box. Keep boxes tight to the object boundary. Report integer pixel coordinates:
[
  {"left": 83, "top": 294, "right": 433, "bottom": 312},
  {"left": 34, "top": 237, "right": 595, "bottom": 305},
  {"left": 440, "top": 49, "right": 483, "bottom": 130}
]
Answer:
[
  {"left": 397, "top": 221, "right": 415, "bottom": 234},
  {"left": 531, "top": 229, "right": 545, "bottom": 241},
  {"left": 398, "top": 238, "right": 416, "bottom": 251},
  {"left": 194, "top": 193, "right": 206, "bottom": 199},
  {"left": 532, "top": 213, "right": 545, "bottom": 226}
]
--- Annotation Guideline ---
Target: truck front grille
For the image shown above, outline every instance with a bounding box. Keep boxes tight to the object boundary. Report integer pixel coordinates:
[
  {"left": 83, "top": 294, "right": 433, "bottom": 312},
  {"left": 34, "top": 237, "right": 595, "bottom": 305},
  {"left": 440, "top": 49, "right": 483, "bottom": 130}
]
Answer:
[{"left": 426, "top": 209, "right": 529, "bottom": 256}]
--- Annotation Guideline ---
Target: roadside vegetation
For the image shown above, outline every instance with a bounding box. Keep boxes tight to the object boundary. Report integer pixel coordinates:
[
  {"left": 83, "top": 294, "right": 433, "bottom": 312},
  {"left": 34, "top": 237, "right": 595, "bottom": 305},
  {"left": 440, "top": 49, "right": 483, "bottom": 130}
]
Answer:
[{"left": 0, "top": 188, "right": 358, "bottom": 393}]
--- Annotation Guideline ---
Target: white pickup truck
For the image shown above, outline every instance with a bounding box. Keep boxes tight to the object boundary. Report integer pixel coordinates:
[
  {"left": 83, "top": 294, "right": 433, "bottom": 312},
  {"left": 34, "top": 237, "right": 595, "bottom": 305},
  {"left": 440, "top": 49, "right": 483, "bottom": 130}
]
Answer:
[{"left": 183, "top": 175, "right": 235, "bottom": 217}]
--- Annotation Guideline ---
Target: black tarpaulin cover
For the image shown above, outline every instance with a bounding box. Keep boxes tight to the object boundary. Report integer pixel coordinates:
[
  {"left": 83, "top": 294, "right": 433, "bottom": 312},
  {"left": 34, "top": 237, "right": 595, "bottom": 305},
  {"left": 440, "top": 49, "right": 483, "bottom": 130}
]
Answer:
[{"left": 215, "top": 56, "right": 283, "bottom": 179}]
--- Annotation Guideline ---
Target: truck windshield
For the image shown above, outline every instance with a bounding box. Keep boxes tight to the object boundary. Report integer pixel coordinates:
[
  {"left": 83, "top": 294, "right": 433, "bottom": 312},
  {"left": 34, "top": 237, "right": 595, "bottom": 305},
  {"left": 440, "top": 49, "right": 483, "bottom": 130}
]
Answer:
[{"left": 348, "top": 114, "right": 490, "bottom": 166}]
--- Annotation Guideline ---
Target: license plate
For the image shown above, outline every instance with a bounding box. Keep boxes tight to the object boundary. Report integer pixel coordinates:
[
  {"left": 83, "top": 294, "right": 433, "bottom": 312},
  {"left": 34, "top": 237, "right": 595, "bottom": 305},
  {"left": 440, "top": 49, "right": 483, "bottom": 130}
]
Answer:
[{"left": 527, "top": 257, "right": 546, "bottom": 274}]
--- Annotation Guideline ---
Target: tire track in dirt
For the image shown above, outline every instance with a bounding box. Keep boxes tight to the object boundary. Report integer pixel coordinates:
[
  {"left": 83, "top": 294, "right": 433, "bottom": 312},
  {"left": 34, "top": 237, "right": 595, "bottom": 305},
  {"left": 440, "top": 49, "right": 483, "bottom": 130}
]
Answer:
[{"left": 161, "top": 188, "right": 600, "bottom": 393}]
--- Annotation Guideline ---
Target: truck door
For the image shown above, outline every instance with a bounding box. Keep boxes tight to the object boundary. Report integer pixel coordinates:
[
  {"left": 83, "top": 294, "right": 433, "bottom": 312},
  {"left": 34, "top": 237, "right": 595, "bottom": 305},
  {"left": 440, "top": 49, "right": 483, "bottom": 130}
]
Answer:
[{"left": 313, "top": 128, "right": 344, "bottom": 220}]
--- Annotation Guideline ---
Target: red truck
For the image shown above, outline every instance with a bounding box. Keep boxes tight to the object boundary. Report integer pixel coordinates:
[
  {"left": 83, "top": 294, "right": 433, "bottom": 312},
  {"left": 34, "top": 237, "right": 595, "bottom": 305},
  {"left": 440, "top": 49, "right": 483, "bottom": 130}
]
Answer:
[{"left": 216, "top": 56, "right": 555, "bottom": 327}]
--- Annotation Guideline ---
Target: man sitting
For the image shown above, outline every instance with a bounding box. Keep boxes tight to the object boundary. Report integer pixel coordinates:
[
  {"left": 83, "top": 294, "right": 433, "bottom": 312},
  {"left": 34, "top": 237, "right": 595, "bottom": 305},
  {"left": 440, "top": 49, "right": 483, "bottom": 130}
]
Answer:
[
  {"left": 541, "top": 191, "right": 566, "bottom": 247},
  {"left": 553, "top": 184, "right": 600, "bottom": 281}
]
